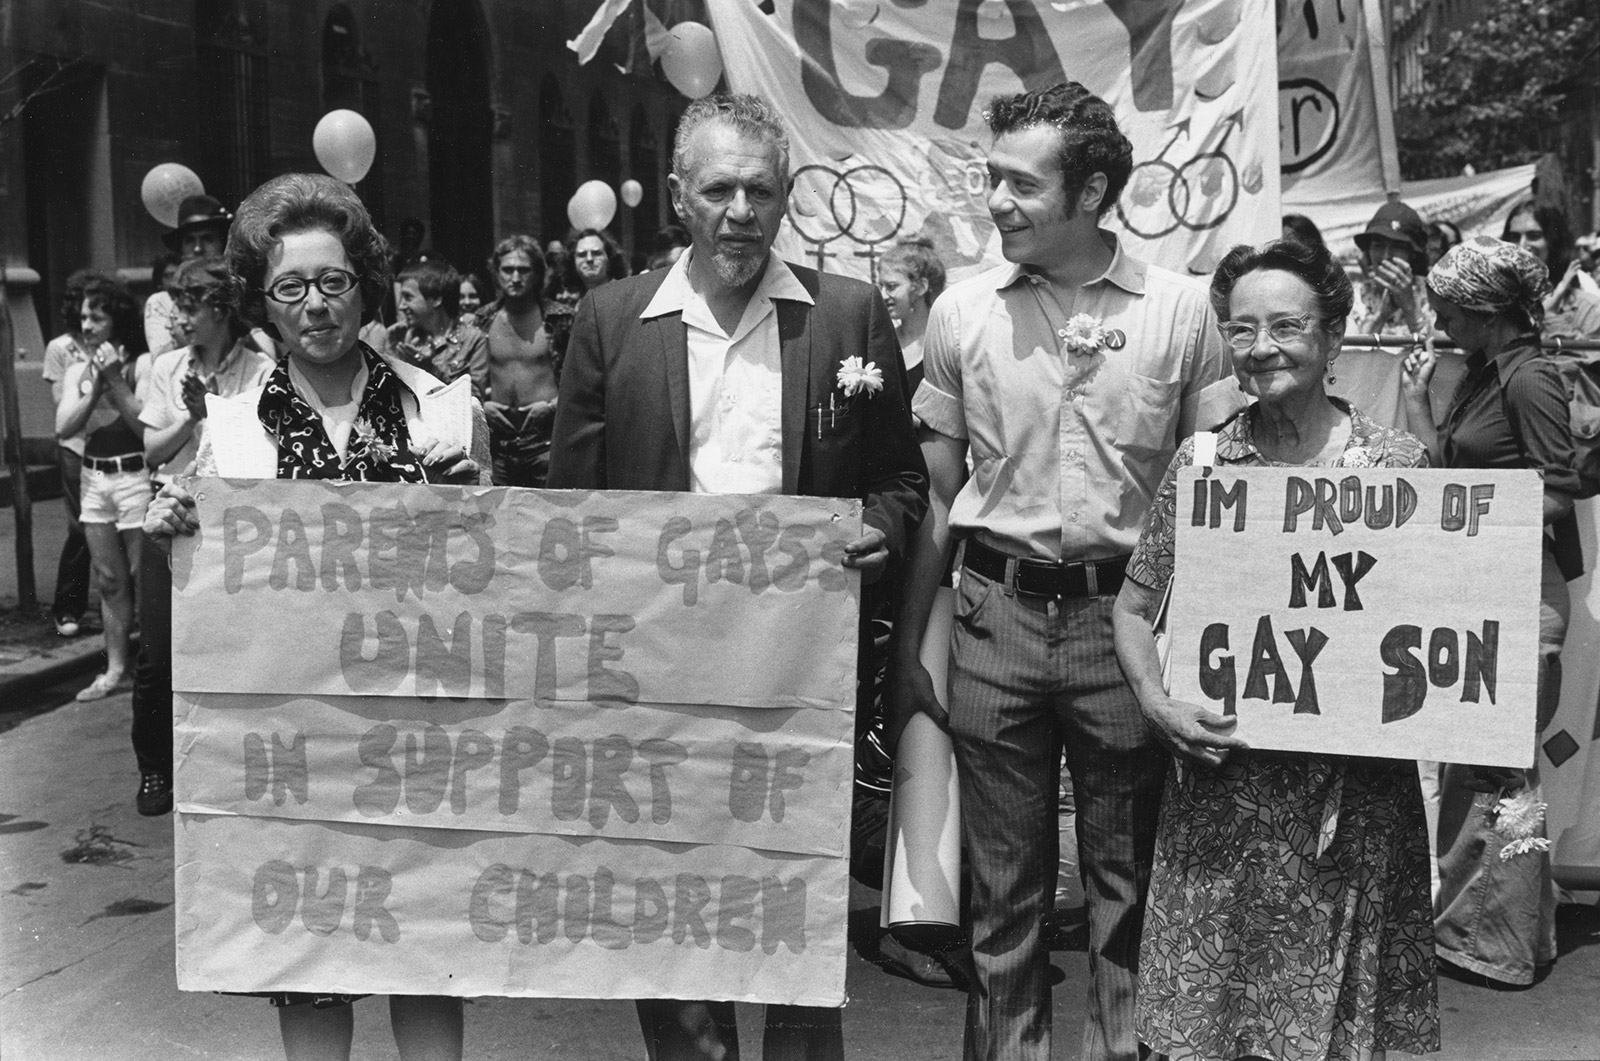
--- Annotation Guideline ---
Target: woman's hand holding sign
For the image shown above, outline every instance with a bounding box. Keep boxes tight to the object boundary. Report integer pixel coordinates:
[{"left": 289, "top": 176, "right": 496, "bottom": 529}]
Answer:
[
  {"left": 145, "top": 476, "right": 200, "bottom": 539},
  {"left": 1139, "top": 694, "right": 1247, "bottom": 768}
]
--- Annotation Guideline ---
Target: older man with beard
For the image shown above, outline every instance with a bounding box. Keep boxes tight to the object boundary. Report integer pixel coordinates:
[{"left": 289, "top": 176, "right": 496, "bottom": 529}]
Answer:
[{"left": 550, "top": 92, "right": 927, "bottom": 1061}]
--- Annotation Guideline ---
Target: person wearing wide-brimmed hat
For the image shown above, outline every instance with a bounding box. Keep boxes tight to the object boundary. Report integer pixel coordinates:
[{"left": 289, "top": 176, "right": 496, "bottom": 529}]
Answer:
[
  {"left": 143, "top": 194, "right": 233, "bottom": 355},
  {"left": 1352, "top": 199, "right": 1434, "bottom": 337}
]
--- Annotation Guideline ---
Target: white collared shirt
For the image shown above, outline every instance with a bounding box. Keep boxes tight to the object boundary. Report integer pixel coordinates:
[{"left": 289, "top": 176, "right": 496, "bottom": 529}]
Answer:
[
  {"left": 641, "top": 249, "right": 815, "bottom": 495},
  {"left": 287, "top": 356, "right": 370, "bottom": 461}
]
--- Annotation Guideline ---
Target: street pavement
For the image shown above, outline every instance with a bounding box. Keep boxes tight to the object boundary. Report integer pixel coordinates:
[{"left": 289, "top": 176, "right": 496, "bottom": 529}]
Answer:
[{"left": 4, "top": 505, "right": 1600, "bottom": 1059}]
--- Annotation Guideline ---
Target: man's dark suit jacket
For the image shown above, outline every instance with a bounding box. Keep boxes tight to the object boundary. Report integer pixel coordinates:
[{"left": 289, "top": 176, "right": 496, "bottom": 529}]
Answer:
[{"left": 547, "top": 261, "right": 928, "bottom": 568}]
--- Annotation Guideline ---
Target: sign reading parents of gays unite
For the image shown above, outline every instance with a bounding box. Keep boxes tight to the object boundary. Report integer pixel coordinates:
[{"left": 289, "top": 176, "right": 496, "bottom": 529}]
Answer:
[
  {"left": 169, "top": 479, "right": 862, "bottom": 1005},
  {"left": 1168, "top": 468, "right": 1544, "bottom": 767}
]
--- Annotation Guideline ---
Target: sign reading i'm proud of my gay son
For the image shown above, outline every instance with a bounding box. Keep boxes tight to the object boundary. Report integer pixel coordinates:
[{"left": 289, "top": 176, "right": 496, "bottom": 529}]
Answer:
[{"left": 1168, "top": 467, "right": 1544, "bottom": 766}]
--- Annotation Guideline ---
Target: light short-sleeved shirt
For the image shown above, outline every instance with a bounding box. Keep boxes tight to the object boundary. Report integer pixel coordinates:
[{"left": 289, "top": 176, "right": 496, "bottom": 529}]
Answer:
[
  {"left": 140, "top": 339, "right": 274, "bottom": 480},
  {"left": 640, "top": 249, "right": 815, "bottom": 496},
  {"left": 1351, "top": 276, "right": 1433, "bottom": 337},
  {"left": 1547, "top": 287, "right": 1600, "bottom": 340},
  {"left": 43, "top": 334, "right": 94, "bottom": 403},
  {"left": 914, "top": 232, "right": 1242, "bottom": 562},
  {"left": 144, "top": 290, "right": 183, "bottom": 356}
]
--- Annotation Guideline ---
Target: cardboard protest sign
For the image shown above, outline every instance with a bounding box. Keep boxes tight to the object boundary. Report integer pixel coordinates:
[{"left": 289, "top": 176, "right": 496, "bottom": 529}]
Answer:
[
  {"left": 171, "top": 479, "right": 861, "bottom": 1005},
  {"left": 174, "top": 815, "right": 847, "bottom": 1004},
  {"left": 1168, "top": 467, "right": 1543, "bottom": 765},
  {"left": 175, "top": 694, "right": 852, "bottom": 856}
]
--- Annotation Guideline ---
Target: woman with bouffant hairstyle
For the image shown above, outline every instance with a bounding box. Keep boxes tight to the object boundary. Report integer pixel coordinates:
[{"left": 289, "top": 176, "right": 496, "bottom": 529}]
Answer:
[
  {"left": 145, "top": 172, "right": 485, "bottom": 1060},
  {"left": 226, "top": 172, "right": 394, "bottom": 332}
]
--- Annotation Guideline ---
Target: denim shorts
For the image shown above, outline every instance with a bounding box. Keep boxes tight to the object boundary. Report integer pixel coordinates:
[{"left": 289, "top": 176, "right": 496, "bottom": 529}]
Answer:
[{"left": 79, "top": 466, "right": 152, "bottom": 530}]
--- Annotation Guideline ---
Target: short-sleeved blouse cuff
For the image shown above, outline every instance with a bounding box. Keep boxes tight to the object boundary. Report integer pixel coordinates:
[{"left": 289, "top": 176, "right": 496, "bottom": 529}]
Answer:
[
  {"left": 1540, "top": 466, "right": 1582, "bottom": 496},
  {"left": 911, "top": 381, "right": 967, "bottom": 440}
]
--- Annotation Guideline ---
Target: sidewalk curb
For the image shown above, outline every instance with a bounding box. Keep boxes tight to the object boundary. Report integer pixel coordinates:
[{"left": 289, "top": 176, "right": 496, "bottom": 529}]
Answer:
[{"left": 0, "top": 639, "right": 110, "bottom": 701}]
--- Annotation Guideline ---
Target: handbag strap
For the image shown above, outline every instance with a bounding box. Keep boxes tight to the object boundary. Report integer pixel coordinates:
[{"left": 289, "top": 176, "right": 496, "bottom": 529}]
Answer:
[{"left": 1153, "top": 430, "right": 1217, "bottom": 625}]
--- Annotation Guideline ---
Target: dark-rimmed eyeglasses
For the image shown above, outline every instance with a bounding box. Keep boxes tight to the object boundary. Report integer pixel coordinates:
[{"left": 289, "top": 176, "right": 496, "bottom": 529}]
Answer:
[
  {"left": 264, "top": 269, "right": 360, "bottom": 305},
  {"left": 1217, "top": 314, "right": 1318, "bottom": 350}
]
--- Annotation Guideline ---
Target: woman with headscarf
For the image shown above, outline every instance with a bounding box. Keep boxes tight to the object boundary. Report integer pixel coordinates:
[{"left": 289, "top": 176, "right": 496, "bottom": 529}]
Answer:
[{"left": 1401, "top": 236, "right": 1579, "bottom": 987}]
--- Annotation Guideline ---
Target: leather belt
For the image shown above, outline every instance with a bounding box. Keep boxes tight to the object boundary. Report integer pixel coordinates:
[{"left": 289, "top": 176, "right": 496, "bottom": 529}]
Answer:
[
  {"left": 83, "top": 452, "right": 144, "bottom": 474},
  {"left": 963, "top": 538, "right": 1129, "bottom": 600}
]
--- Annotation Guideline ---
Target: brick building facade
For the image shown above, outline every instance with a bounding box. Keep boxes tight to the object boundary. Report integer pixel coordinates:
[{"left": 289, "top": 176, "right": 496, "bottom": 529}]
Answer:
[{"left": 1, "top": 0, "right": 686, "bottom": 363}]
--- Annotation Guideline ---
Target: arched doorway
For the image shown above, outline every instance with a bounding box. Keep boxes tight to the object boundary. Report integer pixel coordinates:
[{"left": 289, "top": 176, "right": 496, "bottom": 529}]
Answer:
[
  {"left": 629, "top": 105, "right": 661, "bottom": 246},
  {"left": 321, "top": 4, "right": 384, "bottom": 228},
  {"left": 426, "top": 0, "right": 493, "bottom": 274},
  {"left": 194, "top": 0, "right": 270, "bottom": 211}
]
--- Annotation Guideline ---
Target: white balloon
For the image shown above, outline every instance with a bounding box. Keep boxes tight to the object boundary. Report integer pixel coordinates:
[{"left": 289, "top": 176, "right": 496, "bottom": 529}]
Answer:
[
  {"left": 621, "top": 180, "right": 644, "bottom": 208},
  {"left": 568, "top": 180, "right": 618, "bottom": 231},
  {"left": 313, "top": 109, "right": 377, "bottom": 184},
  {"left": 140, "top": 164, "right": 205, "bottom": 228},
  {"left": 661, "top": 22, "right": 723, "bottom": 99}
]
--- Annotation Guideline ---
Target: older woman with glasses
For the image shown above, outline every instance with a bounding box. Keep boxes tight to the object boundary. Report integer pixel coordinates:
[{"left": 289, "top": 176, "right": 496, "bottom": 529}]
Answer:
[
  {"left": 1112, "top": 238, "right": 1439, "bottom": 1061},
  {"left": 143, "top": 172, "right": 486, "bottom": 1061}
]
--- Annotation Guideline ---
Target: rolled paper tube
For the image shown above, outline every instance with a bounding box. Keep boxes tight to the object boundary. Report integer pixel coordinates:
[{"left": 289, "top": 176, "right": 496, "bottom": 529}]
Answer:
[{"left": 882, "top": 585, "right": 962, "bottom": 947}]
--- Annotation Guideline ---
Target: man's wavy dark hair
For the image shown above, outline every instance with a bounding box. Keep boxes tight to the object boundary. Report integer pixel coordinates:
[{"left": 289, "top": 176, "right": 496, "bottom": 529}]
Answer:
[
  {"left": 73, "top": 272, "right": 144, "bottom": 352},
  {"left": 983, "top": 82, "right": 1132, "bottom": 218}
]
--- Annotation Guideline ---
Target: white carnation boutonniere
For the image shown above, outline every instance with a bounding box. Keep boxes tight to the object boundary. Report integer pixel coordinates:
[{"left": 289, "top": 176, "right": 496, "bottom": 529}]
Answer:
[
  {"left": 1492, "top": 789, "right": 1553, "bottom": 860},
  {"left": 836, "top": 356, "right": 884, "bottom": 398},
  {"left": 349, "top": 417, "right": 398, "bottom": 464},
  {"left": 1061, "top": 313, "right": 1108, "bottom": 356}
]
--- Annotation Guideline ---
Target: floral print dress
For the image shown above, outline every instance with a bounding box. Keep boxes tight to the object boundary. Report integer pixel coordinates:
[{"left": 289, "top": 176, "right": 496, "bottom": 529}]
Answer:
[{"left": 1128, "top": 401, "right": 1440, "bottom": 1061}]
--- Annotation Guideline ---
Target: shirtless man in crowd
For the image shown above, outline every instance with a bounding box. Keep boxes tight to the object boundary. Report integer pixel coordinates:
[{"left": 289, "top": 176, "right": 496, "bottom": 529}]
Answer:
[{"left": 480, "top": 234, "right": 559, "bottom": 487}]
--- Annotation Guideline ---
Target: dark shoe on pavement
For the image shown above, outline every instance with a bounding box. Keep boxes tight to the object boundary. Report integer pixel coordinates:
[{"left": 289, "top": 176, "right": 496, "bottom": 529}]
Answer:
[
  {"left": 137, "top": 771, "right": 172, "bottom": 816},
  {"left": 925, "top": 938, "right": 977, "bottom": 992},
  {"left": 874, "top": 931, "right": 955, "bottom": 988}
]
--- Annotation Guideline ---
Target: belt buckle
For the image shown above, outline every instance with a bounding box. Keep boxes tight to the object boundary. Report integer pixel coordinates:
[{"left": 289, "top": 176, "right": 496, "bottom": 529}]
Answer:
[{"left": 1083, "top": 561, "right": 1098, "bottom": 599}]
